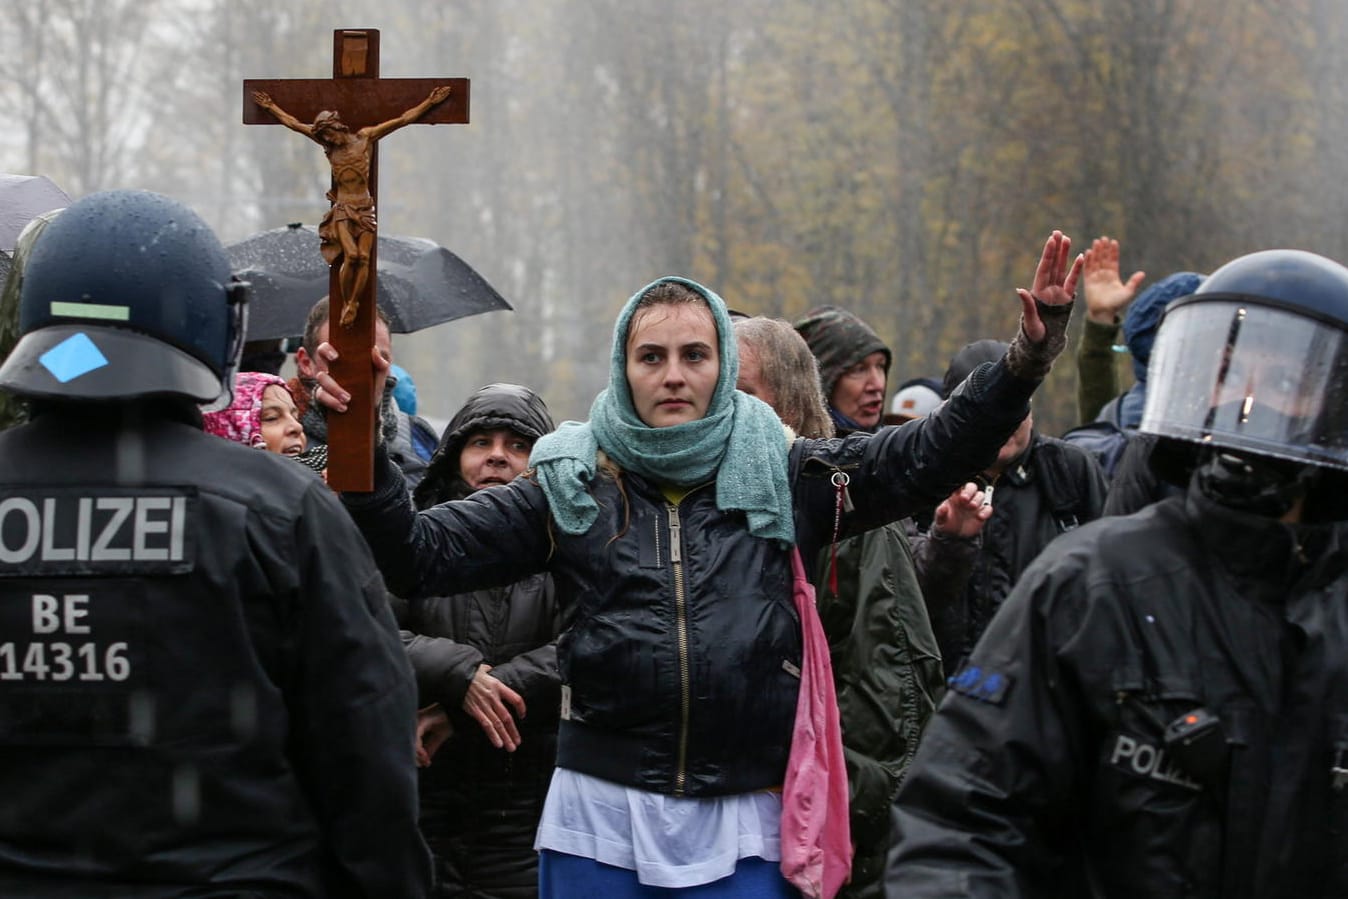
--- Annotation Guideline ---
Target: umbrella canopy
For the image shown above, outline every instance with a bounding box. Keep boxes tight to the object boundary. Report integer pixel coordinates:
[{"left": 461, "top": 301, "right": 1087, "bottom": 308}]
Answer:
[
  {"left": 225, "top": 223, "right": 513, "bottom": 340},
  {"left": 0, "top": 174, "right": 71, "bottom": 252},
  {"left": 0, "top": 250, "right": 14, "bottom": 352}
]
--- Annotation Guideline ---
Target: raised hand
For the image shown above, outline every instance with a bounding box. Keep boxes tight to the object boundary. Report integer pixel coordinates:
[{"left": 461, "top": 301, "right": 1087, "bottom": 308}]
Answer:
[
  {"left": 1082, "top": 236, "right": 1145, "bottom": 325},
  {"left": 1017, "top": 230, "right": 1084, "bottom": 343}
]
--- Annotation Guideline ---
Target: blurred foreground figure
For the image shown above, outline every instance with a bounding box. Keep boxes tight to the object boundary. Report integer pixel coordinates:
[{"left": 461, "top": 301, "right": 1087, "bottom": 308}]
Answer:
[
  {"left": 0, "top": 190, "right": 431, "bottom": 897},
  {"left": 887, "top": 248, "right": 1348, "bottom": 899}
]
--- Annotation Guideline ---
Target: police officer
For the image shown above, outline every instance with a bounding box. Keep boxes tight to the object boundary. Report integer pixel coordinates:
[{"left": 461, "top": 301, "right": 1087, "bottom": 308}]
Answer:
[
  {"left": 885, "top": 248, "right": 1348, "bottom": 898},
  {"left": 0, "top": 190, "right": 432, "bottom": 897}
]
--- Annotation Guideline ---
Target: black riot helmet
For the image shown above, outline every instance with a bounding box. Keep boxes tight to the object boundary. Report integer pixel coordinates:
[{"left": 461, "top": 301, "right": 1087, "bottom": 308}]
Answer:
[
  {"left": 1141, "top": 249, "right": 1348, "bottom": 504},
  {"left": 0, "top": 190, "right": 247, "bottom": 408}
]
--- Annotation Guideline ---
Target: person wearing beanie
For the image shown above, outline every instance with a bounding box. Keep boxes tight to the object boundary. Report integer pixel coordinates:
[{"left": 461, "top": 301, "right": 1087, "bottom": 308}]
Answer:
[
  {"left": 793, "top": 305, "right": 892, "bottom": 433},
  {"left": 933, "top": 339, "right": 1107, "bottom": 667}
]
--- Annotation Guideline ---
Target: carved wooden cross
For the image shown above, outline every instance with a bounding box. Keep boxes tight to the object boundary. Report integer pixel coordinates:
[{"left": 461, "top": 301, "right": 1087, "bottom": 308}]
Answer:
[{"left": 243, "top": 29, "right": 469, "bottom": 490}]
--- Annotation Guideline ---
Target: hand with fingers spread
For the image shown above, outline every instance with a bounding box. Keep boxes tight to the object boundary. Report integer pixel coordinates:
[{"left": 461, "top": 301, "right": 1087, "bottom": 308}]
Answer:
[
  {"left": 463, "top": 664, "right": 527, "bottom": 752},
  {"left": 932, "top": 482, "right": 993, "bottom": 540},
  {"left": 1082, "top": 236, "right": 1145, "bottom": 326},
  {"left": 1004, "top": 231, "right": 1084, "bottom": 383},
  {"left": 1016, "top": 230, "right": 1085, "bottom": 344}
]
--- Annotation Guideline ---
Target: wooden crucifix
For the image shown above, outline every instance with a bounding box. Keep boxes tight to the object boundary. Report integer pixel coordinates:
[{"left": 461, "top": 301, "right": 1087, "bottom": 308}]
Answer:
[{"left": 243, "top": 29, "right": 469, "bottom": 490}]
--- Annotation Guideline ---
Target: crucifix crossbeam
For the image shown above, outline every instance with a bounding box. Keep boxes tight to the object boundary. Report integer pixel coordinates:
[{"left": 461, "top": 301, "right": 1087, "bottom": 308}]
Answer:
[{"left": 243, "top": 29, "right": 469, "bottom": 491}]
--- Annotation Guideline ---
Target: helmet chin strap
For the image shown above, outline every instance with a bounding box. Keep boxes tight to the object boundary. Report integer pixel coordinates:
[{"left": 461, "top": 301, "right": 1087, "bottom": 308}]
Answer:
[
  {"left": 1195, "top": 448, "right": 1317, "bottom": 517},
  {"left": 202, "top": 278, "right": 251, "bottom": 413}
]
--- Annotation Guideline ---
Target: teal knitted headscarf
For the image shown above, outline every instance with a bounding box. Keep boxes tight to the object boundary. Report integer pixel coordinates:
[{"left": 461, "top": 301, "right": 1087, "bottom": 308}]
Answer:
[{"left": 530, "top": 276, "right": 795, "bottom": 545}]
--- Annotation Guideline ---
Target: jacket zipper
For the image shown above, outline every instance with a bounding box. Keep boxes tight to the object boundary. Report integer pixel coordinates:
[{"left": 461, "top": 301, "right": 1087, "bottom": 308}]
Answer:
[{"left": 666, "top": 501, "right": 691, "bottom": 795}]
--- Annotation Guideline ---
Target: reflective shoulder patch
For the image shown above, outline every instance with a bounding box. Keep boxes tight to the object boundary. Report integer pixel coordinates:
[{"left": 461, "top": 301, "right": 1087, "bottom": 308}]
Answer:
[
  {"left": 0, "top": 487, "right": 197, "bottom": 577},
  {"left": 947, "top": 661, "right": 1013, "bottom": 705}
]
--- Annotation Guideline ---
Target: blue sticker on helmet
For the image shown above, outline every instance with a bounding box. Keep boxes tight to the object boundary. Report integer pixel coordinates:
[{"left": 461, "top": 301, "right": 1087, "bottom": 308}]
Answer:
[{"left": 39, "top": 332, "right": 109, "bottom": 383}]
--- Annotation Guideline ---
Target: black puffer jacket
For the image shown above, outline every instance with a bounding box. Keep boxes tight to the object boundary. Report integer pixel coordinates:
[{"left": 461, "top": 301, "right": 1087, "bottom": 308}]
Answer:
[
  {"left": 404, "top": 384, "right": 559, "bottom": 899},
  {"left": 888, "top": 478, "right": 1348, "bottom": 898},
  {"left": 343, "top": 358, "right": 1040, "bottom": 798}
]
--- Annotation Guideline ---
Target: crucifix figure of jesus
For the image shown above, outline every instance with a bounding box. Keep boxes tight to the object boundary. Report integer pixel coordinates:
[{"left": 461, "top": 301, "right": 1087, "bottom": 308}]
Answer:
[
  {"left": 244, "top": 29, "right": 469, "bottom": 490},
  {"left": 251, "top": 85, "right": 451, "bottom": 327}
]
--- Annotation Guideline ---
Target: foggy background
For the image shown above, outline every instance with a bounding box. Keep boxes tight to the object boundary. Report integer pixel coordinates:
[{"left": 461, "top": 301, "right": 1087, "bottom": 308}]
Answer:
[{"left": 3, "top": 0, "right": 1345, "bottom": 433}]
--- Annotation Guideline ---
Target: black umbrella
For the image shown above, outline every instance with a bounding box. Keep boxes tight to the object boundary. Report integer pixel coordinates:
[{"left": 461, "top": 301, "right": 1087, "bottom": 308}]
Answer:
[
  {"left": 0, "top": 174, "right": 70, "bottom": 252},
  {"left": 0, "top": 250, "right": 14, "bottom": 352},
  {"left": 225, "top": 223, "right": 512, "bottom": 340}
]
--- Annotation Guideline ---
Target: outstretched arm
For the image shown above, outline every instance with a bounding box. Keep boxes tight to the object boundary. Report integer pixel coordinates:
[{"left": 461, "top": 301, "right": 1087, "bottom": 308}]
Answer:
[
  {"left": 1077, "top": 236, "right": 1144, "bottom": 422},
  {"left": 364, "top": 85, "right": 453, "bottom": 140},
  {"left": 1002, "top": 230, "right": 1083, "bottom": 388},
  {"left": 252, "top": 91, "right": 316, "bottom": 139}
]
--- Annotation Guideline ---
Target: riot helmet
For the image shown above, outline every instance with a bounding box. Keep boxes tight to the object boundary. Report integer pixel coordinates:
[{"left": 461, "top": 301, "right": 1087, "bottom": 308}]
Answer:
[
  {"left": 0, "top": 190, "right": 247, "bottom": 408},
  {"left": 1141, "top": 249, "right": 1348, "bottom": 482}
]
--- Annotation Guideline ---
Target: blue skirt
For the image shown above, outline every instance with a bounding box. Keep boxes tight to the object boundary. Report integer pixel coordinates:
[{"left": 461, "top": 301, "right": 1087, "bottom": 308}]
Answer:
[{"left": 539, "top": 850, "right": 799, "bottom": 898}]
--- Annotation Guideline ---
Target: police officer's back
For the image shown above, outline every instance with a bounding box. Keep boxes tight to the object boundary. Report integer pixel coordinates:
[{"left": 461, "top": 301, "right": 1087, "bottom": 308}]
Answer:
[
  {"left": 886, "top": 249, "right": 1348, "bottom": 898},
  {"left": 0, "top": 191, "right": 431, "bottom": 897}
]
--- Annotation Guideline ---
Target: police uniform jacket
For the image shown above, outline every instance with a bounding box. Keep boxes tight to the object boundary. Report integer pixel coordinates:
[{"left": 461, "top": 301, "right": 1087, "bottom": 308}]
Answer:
[
  {"left": 886, "top": 476, "right": 1348, "bottom": 898},
  {"left": 0, "top": 405, "right": 431, "bottom": 898},
  {"left": 343, "top": 358, "right": 1039, "bottom": 800}
]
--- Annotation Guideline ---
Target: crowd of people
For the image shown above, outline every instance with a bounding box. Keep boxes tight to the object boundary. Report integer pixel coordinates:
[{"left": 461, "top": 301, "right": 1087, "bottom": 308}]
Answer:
[{"left": 2, "top": 189, "right": 1348, "bottom": 899}]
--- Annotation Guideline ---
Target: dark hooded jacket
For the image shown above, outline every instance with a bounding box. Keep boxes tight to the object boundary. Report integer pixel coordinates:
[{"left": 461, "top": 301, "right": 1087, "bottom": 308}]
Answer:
[
  {"left": 404, "top": 384, "right": 560, "bottom": 899},
  {"left": 887, "top": 474, "right": 1348, "bottom": 899}
]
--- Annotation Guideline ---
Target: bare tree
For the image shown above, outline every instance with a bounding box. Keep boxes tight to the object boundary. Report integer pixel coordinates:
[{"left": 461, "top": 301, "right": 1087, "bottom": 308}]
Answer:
[{"left": 0, "top": 0, "right": 174, "bottom": 195}]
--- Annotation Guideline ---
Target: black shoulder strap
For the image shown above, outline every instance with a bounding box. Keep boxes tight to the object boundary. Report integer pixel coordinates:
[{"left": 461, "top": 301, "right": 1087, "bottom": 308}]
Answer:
[{"left": 1031, "top": 439, "right": 1083, "bottom": 532}]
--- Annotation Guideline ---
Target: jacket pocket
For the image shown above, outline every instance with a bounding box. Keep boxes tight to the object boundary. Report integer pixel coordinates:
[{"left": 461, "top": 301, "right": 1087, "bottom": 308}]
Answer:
[{"left": 1089, "top": 674, "right": 1224, "bottom": 896}]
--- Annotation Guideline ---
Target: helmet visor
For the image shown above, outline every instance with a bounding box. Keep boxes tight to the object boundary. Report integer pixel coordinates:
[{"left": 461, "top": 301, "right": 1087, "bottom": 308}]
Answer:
[{"left": 1142, "top": 299, "right": 1348, "bottom": 471}]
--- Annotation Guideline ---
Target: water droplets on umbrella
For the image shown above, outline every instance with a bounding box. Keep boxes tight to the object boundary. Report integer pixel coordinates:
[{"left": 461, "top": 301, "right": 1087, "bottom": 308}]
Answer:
[
  {"left": 0, "top": 174, "right": 71, "bottom": 252},
  {"left": 225, "top": 223, "right": 512, "bottom": 340}
]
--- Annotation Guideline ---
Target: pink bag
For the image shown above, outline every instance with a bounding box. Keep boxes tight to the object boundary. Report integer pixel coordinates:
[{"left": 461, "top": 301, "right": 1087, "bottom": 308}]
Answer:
[{"left": 779, "top": 545, "right": 852, "bottom": 899}]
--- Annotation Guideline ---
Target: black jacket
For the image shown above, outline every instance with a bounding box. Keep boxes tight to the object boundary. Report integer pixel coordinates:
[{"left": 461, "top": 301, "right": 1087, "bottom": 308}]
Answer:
[
  {"left": 930, "top": 433, "right": 1107, "bottom": 666},
  {"left": 1102, "top": 431, "right": 1183, "bottom": 517},
  {"left": 887, "top": 478, "right": 1348, "bottom": 898},
  {"left": 403, "top": 383, "right": 559, "bottom": 898},
  {"left": 343, "top": 358, "right": 1040, "bottom": 798},
  {"left": 403, "top": 571, "right": 559, "bottom": 899},
  {"left": 0, "top": 404, "right": 429, "bottom": 898}
]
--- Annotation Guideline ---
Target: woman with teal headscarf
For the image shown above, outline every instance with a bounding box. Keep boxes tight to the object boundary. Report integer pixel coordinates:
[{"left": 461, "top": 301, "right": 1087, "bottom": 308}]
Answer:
[{"left": 330, "top": 233, "right": 1081, "bottom": 897}]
